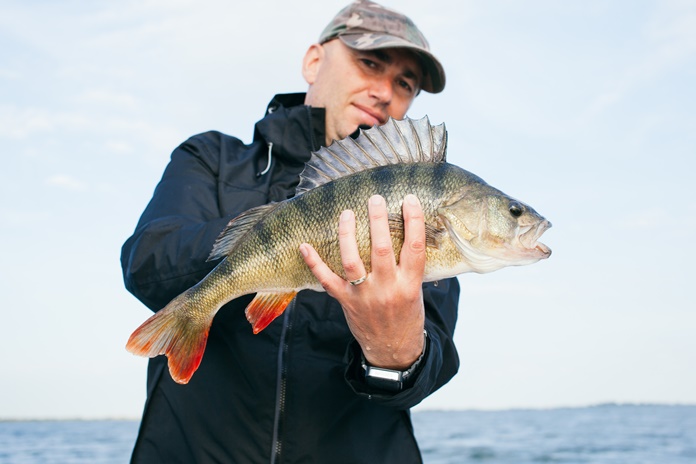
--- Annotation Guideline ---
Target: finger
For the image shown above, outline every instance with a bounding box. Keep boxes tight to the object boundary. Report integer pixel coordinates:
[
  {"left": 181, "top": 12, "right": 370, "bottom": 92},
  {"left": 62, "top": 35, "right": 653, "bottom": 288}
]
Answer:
[
  {"left": 299, "top": 243, "right": 346, "bottom": 297},
  {"left": 337, "top": 209, "right": 367, "bottom": 282},
  {"left": 367, "top": 195, "right": 397, "bottom": 276},
  {"left": 399, "top": 194, "right": 427, "bottom": 279}
]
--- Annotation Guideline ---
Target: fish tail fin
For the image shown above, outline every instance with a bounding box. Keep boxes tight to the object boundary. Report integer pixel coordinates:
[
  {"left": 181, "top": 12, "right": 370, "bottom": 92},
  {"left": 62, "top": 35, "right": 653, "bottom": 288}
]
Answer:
[
  {"left": 126, "top": 290, "right": 215, "bottom": 384},
  {"left": 245, "top": 291, "right": 298, "bottom": 334}
]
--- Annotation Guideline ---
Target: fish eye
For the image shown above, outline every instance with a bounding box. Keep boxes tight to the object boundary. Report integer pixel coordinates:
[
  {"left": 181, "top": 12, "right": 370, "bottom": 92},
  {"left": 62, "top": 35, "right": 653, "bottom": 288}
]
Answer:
[{"left": 509, "top": 203, "right": 524, "bottom": 218}]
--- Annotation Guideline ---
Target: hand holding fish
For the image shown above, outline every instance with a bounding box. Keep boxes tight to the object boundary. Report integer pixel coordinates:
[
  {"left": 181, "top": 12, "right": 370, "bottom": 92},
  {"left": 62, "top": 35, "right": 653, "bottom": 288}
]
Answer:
[{"left": 299, "top": 194, "right": 427, "bottom": 370}]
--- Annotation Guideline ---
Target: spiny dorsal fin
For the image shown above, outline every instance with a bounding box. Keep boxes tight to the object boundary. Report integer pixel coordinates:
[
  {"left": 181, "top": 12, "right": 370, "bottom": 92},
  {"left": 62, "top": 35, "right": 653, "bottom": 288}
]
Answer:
[
  {"left": 296, "top": 116, "right": 447, "bottom": 195},
  {"left": 207, "top": 203, "right": 279, "bottom": 261}
]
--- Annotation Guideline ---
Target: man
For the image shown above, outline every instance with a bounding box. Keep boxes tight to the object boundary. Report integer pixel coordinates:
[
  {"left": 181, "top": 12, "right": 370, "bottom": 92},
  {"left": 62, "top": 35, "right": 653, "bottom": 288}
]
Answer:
[{"left": 121, "top": 1, "right": 460, "bottom": 462}]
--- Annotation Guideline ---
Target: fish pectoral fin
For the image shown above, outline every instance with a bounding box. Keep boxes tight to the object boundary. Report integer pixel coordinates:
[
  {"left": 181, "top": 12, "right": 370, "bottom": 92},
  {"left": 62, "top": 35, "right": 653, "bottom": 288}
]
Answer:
[
  {"left": 245, "top": 291, "right": 298, "bottom": 334},
  {"left": 387, "top": 213, "right": 444, "bottom": 249}
]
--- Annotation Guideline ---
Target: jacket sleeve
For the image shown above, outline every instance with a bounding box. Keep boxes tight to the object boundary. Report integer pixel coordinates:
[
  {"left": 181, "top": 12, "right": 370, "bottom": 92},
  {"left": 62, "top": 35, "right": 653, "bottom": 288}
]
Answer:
[
  {"left": 121, "top": 132, "right": 244, "bottom": 312},
  {"left": 344, "top": 278, "right": 461, "bottom": 409}
]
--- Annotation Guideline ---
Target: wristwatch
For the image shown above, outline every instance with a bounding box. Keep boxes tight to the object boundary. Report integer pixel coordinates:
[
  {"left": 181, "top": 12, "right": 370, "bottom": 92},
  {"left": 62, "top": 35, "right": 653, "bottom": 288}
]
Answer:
[{"left": 361, "top": 330, "right": 428, "bottom": 392}]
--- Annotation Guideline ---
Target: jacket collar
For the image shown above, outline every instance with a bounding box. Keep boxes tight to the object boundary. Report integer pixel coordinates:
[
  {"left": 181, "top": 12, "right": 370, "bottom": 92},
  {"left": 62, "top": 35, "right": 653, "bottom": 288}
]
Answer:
[{"left": 253, "top": 93, "right": 326, "bottom": 166}]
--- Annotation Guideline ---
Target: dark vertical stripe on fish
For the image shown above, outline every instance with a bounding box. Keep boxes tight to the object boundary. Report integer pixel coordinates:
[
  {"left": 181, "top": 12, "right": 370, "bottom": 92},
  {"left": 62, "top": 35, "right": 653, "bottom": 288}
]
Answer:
[{"left": 374, "top": 165, "right": 395, "bottom": 196}]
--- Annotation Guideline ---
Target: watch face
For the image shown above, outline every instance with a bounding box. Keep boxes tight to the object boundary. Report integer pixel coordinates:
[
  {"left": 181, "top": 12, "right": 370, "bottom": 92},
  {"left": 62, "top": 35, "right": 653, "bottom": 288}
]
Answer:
[
  {"left": 365, "top": 367, "right": 403, "bottom": 393},
  {"left": 366, "top": 366, "right": 403, "bottom": 382}
]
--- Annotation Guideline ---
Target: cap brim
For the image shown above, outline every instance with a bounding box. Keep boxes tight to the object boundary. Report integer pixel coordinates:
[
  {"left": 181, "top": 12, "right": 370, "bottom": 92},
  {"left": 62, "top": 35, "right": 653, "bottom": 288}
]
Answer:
[{"left": 337, "top": 34, "right": 445, "bottom": 94}]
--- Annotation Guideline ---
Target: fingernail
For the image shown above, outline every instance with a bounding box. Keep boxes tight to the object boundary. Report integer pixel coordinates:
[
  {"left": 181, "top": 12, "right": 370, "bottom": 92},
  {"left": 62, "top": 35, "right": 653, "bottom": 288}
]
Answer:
[
  {"left": 370, "top": 195, "right": 383, "bottom": 206},
  {"left": 340, "top": 210, "right": 352, "bottom": 222},
  {"left": 299, "top": 244, "right": 309, "bottom": 257},
  {"left": 405, "top": 194, "right": 419, "bottom": 206}
]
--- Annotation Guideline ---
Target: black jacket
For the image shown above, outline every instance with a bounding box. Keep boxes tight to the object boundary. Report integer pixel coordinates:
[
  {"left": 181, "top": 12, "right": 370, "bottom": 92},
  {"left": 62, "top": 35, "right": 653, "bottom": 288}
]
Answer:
[{"left": 121, "top": 93, "right": 461, "bottom": 464}]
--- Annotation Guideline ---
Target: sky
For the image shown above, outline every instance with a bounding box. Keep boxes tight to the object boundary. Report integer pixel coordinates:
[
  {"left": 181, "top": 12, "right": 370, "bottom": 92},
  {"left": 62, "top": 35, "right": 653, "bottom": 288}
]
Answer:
[{"left": 1, "top": 0, "right": 694, "bottom": 419}]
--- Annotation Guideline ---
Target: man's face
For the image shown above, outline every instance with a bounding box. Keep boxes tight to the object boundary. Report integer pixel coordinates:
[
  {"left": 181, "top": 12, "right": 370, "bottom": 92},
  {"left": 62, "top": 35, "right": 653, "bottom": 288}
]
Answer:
[{"left": 303, "top": 39, "right": 423, "bottom": 146}]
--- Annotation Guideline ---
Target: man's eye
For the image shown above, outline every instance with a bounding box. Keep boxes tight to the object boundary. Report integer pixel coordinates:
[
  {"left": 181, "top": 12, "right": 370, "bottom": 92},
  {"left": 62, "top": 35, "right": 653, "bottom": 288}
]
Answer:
[
  {"left": 360, "top": 59, "right": 377, "bottom": 68},
  {"left": 398, "top": 80, "right": 414, "bottom": 93}
]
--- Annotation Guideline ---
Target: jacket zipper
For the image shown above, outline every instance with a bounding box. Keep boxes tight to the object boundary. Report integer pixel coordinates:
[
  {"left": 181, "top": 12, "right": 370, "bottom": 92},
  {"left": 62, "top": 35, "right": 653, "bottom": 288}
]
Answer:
[
  {"left": 270, "top": 298, "right": 295, "bottom": 464},
  {"left": 270, "top": 107, "right": 313, "bottom": 463}
]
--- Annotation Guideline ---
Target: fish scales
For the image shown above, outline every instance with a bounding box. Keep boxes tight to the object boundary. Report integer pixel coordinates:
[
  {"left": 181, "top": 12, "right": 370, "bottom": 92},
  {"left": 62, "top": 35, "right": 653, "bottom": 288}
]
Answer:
[
  {"left": 126, "top": 116, "right": 552, "bottom": 384},
  {"left": 208, "top": 164, "right": 429, "bottom": 295}
]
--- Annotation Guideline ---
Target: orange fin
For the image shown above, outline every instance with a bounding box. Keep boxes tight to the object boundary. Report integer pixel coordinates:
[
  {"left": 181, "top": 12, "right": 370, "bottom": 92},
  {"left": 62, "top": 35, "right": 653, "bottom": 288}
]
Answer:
[
  {"left": 245, "top": 291, "right": 297, "bottom": 334},
  {"left": 126, "top": 289, "right": 215, "bottom": 384}
]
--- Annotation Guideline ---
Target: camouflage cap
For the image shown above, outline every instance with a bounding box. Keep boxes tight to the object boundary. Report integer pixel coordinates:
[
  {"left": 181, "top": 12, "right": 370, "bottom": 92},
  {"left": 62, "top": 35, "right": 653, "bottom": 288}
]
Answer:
[{"left": 319, "top": 0, "right": 445, "bottom": 93}]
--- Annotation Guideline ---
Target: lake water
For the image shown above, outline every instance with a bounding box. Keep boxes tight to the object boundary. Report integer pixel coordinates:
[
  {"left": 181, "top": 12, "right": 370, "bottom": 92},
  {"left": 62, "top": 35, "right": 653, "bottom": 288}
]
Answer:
[
  {"left": 1, "top": 404, "right": 694, "bottom": 463},
  {"left": 415, "top": 404, "right": 696, "bottom": 463}
]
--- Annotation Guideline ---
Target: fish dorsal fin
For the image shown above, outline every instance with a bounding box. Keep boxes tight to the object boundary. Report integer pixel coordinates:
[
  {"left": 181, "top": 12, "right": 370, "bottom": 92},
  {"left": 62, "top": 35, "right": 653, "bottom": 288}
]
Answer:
[
  {"left": 207, "top": 202, "right": 279, "bottom": 261},
  {"left": 296, "top": 116, "right": 447, "bottom": 194}
]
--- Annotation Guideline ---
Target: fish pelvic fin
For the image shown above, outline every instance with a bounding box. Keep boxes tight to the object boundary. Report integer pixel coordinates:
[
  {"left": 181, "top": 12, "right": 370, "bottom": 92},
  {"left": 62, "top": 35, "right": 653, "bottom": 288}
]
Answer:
[
  {"left": 296, "top": 116, "right": 447, "bottom": 195},
  {"left": 245, "top": 291, "right": 298, "bottom": 334},
  {"left": 126, "top": 289, "right": 215, "bottom": 385},
  {"left": 208, "top": 202, "right": 280, "bottom": 261}
]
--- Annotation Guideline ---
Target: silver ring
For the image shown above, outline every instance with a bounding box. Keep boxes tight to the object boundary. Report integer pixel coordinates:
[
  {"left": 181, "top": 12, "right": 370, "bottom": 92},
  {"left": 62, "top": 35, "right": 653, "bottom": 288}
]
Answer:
[{"left": 349, "top": 275, "right": 368, "bottom": 286}]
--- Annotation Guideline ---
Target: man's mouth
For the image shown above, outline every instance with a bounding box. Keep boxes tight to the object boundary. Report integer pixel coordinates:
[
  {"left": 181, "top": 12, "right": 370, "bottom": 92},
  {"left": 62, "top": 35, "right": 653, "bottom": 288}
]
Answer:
[{"left": 354, "top": 104, "right": 387, "bottom": 126}]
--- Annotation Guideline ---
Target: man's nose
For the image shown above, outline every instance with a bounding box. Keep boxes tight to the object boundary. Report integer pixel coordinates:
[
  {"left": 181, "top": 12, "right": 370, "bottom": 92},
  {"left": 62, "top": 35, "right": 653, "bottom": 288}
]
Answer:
[{"left": 368, "top": 75, "right": 393, "bottom": 103}]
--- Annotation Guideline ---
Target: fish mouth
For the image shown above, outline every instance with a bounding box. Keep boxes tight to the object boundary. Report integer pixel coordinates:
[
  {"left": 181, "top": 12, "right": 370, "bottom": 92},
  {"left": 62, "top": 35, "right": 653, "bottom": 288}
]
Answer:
[{"left": 518, "top": 220, "right": 552, "bottom": 257}]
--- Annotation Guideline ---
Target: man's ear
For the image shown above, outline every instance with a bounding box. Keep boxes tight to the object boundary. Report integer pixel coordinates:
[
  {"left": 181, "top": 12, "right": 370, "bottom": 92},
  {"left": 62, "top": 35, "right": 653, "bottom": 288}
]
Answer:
[{"left": 302, "top": 43, "right": 324, "bottom": 85}]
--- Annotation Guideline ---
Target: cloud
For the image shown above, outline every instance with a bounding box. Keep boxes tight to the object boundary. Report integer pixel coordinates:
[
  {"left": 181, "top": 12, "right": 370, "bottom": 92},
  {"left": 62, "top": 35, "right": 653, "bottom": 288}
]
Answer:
[
  {"left": 0, "top": 103, "right": 179, "bottom": 168},
  {"left": 104, "top": 139, "right": 134, "bottom": 155},
  {"left": 77, "top": 89, "right": 139, "bottom": 109},
  {"left": 46, "top": 174, "right": 88, "bottom": 192},
  {"left": 0, "top": 207, "right": 46, "bottom": 227},
  {"left": 0, "top": 105, "right": 91, "bottom": 139}
]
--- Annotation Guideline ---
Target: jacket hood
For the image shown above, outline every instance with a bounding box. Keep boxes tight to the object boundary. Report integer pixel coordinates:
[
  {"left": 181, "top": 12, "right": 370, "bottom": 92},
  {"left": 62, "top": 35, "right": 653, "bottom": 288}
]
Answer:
[{"left": 253, "top": 93, "right": 326, "bottom": 166}]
